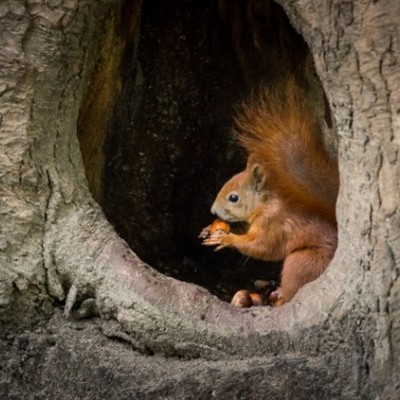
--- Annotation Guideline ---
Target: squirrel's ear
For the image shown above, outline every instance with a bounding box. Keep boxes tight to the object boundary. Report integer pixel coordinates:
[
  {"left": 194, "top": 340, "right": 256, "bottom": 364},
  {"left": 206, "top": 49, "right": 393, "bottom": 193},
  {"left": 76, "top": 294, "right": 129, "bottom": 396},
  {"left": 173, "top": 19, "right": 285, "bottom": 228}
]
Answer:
[{"left": 250, "top": 163, "right": 266, "bottom": 192}]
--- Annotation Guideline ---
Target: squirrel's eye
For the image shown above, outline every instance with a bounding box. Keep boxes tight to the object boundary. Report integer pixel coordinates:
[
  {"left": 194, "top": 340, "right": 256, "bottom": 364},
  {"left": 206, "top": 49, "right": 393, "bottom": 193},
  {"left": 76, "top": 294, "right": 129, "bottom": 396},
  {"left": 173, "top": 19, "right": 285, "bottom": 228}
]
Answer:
[{"left": 228, "top": 193, "right": 239, "bottom": 203}]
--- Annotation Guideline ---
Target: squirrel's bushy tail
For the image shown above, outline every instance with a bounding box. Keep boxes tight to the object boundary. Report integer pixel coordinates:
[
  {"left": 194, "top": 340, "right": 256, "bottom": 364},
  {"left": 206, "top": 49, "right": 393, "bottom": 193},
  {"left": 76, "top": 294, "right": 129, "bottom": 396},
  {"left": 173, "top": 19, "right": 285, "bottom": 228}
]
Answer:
[{"left": 235, "top": 80, "right": 339, "bottom": 224}]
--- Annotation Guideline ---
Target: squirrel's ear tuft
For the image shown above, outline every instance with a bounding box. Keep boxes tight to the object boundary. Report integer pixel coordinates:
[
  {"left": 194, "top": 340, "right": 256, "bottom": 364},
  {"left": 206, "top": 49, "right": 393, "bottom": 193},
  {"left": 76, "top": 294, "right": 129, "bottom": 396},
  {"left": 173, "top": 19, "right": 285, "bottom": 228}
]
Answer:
[{"left": 250, "top": 163, "right": 266, "bottom": 192}]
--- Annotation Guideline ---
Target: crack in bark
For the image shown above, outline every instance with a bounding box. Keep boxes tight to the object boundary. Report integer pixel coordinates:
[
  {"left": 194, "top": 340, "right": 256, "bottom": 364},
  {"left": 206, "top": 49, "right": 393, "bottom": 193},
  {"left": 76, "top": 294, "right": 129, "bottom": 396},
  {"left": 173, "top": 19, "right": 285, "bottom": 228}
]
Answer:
[
  {"left": 42, "top": 169, "right": 65, "bottom": 301},
  {"left": 379, "top": 34, "right": 395, "bottom": 142}
]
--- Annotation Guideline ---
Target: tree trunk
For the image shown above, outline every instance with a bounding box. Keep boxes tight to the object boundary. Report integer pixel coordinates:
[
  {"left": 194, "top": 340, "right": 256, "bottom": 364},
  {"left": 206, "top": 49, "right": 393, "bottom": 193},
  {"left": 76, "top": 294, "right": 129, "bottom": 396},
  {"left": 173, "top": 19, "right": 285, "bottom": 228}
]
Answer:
[{"left": 0, "top": 0, "right": 399, "bottom": 398}]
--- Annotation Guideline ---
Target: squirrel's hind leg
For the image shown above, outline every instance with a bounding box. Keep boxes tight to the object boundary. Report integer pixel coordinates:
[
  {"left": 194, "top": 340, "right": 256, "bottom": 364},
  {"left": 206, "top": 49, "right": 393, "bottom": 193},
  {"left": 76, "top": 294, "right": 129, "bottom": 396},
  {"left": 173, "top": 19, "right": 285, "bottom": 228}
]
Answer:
[{"left": 280, "top": 247, "right": 333, "bottom": 303}]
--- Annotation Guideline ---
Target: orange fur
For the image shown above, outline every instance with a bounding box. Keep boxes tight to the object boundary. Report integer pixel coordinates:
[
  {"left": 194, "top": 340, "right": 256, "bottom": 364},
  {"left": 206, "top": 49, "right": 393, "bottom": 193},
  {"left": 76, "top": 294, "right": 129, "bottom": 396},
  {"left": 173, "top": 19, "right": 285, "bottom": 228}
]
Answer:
[
  {"left": 236, "top": 81, "right": 339, "bottom": 225},
  {"left": 203, "top": 80, "right": 339, "bottom": 305}
]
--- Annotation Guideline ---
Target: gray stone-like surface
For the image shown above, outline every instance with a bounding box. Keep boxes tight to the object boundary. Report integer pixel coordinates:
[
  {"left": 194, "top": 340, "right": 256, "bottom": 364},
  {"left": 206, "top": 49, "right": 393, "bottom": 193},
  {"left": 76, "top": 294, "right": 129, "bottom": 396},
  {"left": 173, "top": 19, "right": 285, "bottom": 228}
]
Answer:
[{"left": 0, "top": 311, "right": 354, "bottom": 400}]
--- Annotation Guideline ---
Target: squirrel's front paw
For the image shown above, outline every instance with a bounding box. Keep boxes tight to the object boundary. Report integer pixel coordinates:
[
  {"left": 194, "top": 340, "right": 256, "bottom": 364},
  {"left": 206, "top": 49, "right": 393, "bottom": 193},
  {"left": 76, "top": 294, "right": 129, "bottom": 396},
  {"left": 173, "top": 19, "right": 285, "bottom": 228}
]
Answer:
[
  {"left": 202, "top": 230, "right": 233, "bottom": 251},
  {"left": 200, "top": 220, "right": 232, "bottom": 250},
  {"left": 198, "top": 225, "right": 211, "bottom": 240}
]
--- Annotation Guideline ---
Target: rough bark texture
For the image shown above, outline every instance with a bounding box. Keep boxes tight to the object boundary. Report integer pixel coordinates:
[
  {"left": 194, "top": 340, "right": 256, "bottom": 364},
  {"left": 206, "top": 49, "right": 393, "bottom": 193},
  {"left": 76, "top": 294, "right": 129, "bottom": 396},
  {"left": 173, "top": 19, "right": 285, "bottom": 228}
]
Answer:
[
  {"left": 0, "top": 0, "right": 399, "bottom": 399},
  {"left": 278, "top": 0, "right": 400, "bottom": 396}
]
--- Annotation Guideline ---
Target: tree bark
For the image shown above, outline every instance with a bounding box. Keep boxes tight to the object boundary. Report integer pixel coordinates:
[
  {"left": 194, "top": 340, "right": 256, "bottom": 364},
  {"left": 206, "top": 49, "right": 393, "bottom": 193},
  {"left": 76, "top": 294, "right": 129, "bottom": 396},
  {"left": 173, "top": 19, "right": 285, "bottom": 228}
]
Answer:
[
  {"left": 0, "top": 0, "right": 399, "bottom": 398},
  {"left": 278, "top": 0, "right": 400, "bottom": 396}
]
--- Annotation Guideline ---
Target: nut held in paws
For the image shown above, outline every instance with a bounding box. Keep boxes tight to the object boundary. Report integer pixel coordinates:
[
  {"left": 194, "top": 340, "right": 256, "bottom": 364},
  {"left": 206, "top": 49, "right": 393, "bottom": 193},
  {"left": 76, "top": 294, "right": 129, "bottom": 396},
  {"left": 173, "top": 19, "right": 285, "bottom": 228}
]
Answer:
[{"left": 209, "top": 219, "right": 230, "bottom": 234}]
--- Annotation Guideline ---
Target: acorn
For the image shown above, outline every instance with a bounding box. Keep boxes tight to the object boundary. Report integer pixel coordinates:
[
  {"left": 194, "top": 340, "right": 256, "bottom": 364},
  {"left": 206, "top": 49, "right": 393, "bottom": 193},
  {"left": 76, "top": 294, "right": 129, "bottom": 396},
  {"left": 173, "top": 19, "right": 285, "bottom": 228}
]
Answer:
[
  {"left": 231, "top": 290, "right": 253, "bottom": 308},
  {"left": 249, "top": 292, "right": 263, "bottom": 306},
  {"left": 231, "top": 290, "right": 264, "bottom": 307},
  {"left": 209, "top": 219, "right": 230, "bottom": 234},
  {"left": 199, "top": 219, "right": 231, "bottom": 241}
]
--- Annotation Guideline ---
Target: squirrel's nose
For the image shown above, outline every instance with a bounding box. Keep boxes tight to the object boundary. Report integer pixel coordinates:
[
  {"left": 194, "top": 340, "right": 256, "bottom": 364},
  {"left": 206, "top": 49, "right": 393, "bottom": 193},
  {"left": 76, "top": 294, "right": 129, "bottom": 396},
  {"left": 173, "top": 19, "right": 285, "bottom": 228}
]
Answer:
[{"left": 210, "top": 202, "right": 217, "bottom": 215}]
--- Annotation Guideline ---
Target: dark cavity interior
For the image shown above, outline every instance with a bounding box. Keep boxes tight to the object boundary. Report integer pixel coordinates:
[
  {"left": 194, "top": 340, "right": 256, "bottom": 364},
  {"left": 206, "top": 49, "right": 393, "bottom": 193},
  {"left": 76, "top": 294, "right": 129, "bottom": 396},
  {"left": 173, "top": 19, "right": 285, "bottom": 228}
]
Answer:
[{"left": 77, "top": 0, "right": 331, "bottom": 301}]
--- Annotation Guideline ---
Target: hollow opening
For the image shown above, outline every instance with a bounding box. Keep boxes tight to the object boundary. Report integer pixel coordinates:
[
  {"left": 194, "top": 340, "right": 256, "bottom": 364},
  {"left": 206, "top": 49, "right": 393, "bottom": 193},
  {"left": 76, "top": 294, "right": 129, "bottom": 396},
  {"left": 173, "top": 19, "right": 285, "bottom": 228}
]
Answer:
[{"left": 77, "top": 0, "right": 335, "bottom": 302}]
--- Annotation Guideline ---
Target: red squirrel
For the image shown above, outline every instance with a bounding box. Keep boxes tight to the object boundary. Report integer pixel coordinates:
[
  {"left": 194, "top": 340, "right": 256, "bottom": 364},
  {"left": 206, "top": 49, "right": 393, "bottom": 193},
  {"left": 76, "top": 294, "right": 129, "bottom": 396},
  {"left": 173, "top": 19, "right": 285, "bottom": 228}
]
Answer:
[{"left": 202, "top": 81, "right": 339, "bottom": 306}]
